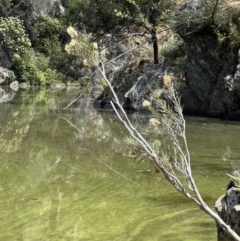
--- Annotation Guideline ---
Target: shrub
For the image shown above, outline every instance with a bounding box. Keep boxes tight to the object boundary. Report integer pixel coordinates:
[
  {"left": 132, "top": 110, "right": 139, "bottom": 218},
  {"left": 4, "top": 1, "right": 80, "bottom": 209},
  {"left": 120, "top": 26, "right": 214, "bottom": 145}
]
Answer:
[
  {"left": 13, "top": 51, "right": 57, "bottom": 85},
  {"left": 34, "top": 15, "right": 68, "bottom": 74},
  {"left": 35, "top": 15, "right": 65, "bottom": 56},
  {"left": 0, "top": 17, "right": 31, "bottom": 57},
  {"left": 1, "top": 0, "right": 12, "bottom": 8},
  {"left": 160, "top": 36, "right": 185, "bottom": 60}
]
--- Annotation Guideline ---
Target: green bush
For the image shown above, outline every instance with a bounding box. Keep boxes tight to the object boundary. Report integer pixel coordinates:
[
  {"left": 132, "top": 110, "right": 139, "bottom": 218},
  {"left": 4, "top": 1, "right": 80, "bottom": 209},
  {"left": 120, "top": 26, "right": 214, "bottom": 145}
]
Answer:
[
  {"left": 37, "top": 15, "right": 64, "bottom": 38},
  {"left": 13, "top": 51, "right": 57, "bottom": 85},
  {"left": 1, "top": 0, "right": 12, "bottom": 8},
  {"left": 35, "top": 15, "right": 64, "bottom": 55},
  {"left": 34, "top": 15, "right": 68, "bottom": 73},
  {"left": 160, "top": 36, "right": 185, "bottom": 60},
  {"left": 0, "top": 17, "right": 31, "bottom": 57}
]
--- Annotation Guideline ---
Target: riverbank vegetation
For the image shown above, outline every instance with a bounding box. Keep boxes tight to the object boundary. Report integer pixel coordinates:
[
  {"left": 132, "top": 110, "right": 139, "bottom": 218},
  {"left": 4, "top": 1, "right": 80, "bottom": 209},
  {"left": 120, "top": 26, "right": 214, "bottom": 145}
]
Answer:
[{"left": 0, "top": 0, "right": 240, "bottom": 86}]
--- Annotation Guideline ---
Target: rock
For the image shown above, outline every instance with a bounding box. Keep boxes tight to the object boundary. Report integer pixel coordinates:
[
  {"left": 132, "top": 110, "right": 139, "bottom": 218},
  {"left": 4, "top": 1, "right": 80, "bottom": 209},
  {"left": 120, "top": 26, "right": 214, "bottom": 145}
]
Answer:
[
  {"left": 179, "top": 86, "right": 203, "bottom": 114},
  {"left": 234, "top": 49, "right": 240, "bottom": 98},
  {"left": 50, "top": 82, "right": 66, "bottom": 89},
  {"left": 174, "top": 0, "right": 240, "bottom": 119},
  {"left": 33, "top": 0, "right": 68, "bottom": 16},
  {"left": 124, "top": 70, "right": 163, "bottom": 110},
  {"left": 215, "top": 179, "right": 240, "bottom": 240},
  {"left": 10, "top": 81, "right": 19, "bottom": 91},
  {"left": 0, "top": 67, "right": 16, "bottom": 85},
  {"left": 123, "top": 62, "right": 182, "bottom": 110},
  {"left": 51, "top": 0, "right": 66, "bottom": 16},
  {"left": 0, "top": 46, "right": 12, "bottom": 69},
  {"left": 20, "top": 82, "right": 30, "bottom": 89}
]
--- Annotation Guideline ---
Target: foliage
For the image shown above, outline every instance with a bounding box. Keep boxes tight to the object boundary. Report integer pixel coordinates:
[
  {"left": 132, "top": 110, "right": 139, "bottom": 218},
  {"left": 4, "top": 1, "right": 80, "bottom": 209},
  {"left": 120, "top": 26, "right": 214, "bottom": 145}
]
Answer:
[
  {"left": 227, "top": 171, "right": 240, "bottom": 191},
  {"left": 160, "top": 36, "right": 185, "bottom": 60},
  {"left": 13, "top": 51, "right": 57, "bottom": 85},
  {"left": 222, "top": 1, "right": 240, "bottom": 46},
  {"left": 174, "top": 0, "right": 240, "bottom": 48},
  {"left": 2, "top": 0, "right": 240, "bottom": 84},
  {"left": 34, "top": 14, "right": 68, "bottom": 68},
  {"left": 37, "top": 15, "right": 64, "bottom": 40},
  {"left": 65, "top": 26, "right": 98, "bottom": 67},
  {"left": 0, "top": 16, "right": 31, "bottom": 57},
  {"left": 69, "top": 0, "right": 174, "bottom": 32},
  {"left": 0, "top": 0, "right": 12, "bottom": 8},
  {"left": 68, "top": 0, "right": 175, "bottom": 63}
]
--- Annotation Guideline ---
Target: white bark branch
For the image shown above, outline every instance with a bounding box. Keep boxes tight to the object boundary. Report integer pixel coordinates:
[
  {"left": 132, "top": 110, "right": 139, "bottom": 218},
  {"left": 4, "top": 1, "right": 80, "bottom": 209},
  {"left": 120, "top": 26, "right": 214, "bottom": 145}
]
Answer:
[{"left": 96, "top": 60, "right": 240, "bottom": 241}]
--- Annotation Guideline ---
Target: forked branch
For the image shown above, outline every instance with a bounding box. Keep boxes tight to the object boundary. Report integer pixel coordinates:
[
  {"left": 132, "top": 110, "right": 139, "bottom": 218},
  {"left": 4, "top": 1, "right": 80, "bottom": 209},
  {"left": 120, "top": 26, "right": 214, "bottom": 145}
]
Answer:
[
  {"left": 64, "top": 27, "right": 240, "bottom": 240},
  {"left": 96, "top": 61, "right": 240, "bottom": 241}
]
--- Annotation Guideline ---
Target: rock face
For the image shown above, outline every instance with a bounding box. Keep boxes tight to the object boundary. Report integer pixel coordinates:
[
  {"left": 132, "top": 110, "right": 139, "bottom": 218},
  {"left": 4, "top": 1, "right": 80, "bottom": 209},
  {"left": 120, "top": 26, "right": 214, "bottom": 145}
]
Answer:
[
  {"left": 234, "top": 49, "right": 240, "bottom": 99},
  {"left": 175, "top": 0, "right": 240, "bottom": 119},
  {"left": 0, "top": 46, "right": 12, "bottom": 69},
  {"left": 124, "top": 62, "right": 180, "bottom": 110},
  {"left": 114, "top": 0, "right": 240, "bottom": 119},
  {"left": 215, "top": 186, "right": 240, "bottom": 240},
  {"left": 33, "top": 0, "right": 68, "bottom": 16}
]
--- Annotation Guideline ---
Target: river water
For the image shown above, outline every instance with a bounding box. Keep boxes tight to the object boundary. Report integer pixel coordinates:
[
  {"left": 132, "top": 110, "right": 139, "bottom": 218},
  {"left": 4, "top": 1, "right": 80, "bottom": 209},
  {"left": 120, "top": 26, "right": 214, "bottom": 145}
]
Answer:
[{"left": 0, "top": 87, "right": 239, "bottom": 241}]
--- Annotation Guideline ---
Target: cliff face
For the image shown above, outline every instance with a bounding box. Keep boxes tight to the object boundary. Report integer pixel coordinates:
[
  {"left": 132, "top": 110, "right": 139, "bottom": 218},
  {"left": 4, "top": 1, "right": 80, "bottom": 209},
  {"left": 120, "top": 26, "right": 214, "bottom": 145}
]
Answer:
[
  {"left": 175, "top": 0, "right": 240, "bottom": 119},
  {"left": 116, "top": 0, "right": 240, "bottom": 119}
]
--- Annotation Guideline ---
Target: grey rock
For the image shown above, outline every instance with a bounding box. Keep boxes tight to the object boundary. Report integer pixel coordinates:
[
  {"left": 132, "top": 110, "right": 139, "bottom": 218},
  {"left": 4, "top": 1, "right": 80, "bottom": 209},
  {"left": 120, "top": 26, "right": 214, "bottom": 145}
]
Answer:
[
  {"left": 0, "top": 67, "right": 16, "bottom": 85},
  {"left": 33, "top": 0, "right": 68, "bottom": 16},
  {"left": 50, "top": 82, "right": 66, "bottom": 89},
  {"left": 10, "top": 81, "right": 19, "bottom": 91},
  {"left": 20, "top": 82, "right": 30, "bottom": 89},
  {"left": 215, "top": 188, "right": 240, "bottom": 240}
]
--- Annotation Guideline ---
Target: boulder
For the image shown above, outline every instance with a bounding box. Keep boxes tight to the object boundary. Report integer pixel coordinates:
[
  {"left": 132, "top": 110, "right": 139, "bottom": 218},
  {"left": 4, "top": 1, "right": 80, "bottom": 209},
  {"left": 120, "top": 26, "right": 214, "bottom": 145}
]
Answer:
[
  {"left": 0, "top": 67, "right": 16, "bottom": 85},
  {"left": 33, "top": 0, "right": 68, "bottom": 16},
  {"left": 124, "top": 70, "right": 164, "bottom": 110},
  {"left": 215, "top": 187, "right": 240, "bottom": 241},
  {"left": 10, "top": 81, "right": 19, "bottom": 91},
  {"left": 122, "top": 60, "right": 185, "bottom": 111}
]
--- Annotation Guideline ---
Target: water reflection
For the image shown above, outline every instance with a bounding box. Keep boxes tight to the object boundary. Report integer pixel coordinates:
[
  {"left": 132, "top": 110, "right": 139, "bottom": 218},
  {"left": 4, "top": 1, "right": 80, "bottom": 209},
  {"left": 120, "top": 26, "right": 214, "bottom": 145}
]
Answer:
[
  {"left": 0, "top": 88, "right": 239, "bottom": 240},
  {"left": 0, "top": 86, "right": 16, "bottom": 103}
]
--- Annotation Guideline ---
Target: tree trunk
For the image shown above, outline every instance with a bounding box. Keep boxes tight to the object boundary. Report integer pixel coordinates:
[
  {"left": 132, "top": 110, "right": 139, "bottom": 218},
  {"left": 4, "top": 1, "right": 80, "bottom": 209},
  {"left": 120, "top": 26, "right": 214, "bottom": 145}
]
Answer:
[{"left": 152, "top": 30, "right": 159, "bottom": 64}]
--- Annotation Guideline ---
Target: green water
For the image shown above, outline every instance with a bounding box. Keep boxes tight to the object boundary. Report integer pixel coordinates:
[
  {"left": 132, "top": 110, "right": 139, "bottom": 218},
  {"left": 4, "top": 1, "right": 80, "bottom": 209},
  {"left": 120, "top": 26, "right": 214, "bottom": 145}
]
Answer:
[{"left": 0, "top": 87, "right": 239, "bottom": 241}]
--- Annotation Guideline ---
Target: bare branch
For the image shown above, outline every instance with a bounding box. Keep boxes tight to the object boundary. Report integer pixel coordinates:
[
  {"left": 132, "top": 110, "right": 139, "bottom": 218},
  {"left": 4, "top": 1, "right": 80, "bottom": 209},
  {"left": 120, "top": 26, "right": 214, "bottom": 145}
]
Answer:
[
  {"left": 96, "top": 61, "right": 240, "bottom": 241},
  {"left": 64, "top": 27, "right": 240, "bottom": 240}
]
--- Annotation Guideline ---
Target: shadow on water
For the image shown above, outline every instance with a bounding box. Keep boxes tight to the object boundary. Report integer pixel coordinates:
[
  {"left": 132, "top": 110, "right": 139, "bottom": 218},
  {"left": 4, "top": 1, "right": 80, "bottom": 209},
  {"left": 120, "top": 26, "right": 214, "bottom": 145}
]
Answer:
[{"left": 0, "top": 87, "right": 239, "bottom": 240}]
